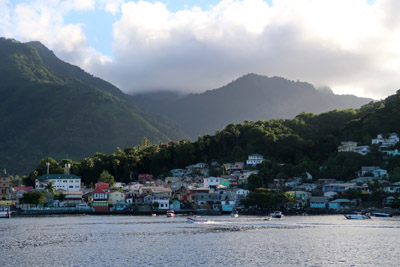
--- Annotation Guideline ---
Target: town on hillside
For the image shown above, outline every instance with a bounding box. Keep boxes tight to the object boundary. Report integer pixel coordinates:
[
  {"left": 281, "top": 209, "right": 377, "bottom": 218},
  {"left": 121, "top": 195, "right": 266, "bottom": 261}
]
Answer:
[{"left": 1, "top": 133, "right": 400, "bottom": 217}]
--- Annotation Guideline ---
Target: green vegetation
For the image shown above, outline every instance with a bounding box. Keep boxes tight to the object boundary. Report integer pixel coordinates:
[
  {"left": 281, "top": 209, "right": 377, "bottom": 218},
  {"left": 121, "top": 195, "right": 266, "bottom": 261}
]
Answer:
[
  {"left": 19, "top": 191, "right": 46, "bottom": 206},
  {"left": 24, "top": 89, "right": 400, "bottom": 188},
  {"left": 0, "top": 38, "right": 188, "bottom": 174},
  {"left": 242, "top": 188, "right": 296, "bottom": 210}
]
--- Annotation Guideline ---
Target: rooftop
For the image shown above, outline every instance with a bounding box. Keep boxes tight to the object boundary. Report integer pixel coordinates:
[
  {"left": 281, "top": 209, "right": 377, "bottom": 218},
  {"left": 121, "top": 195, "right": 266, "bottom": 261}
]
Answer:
[{"left": 37, "top": 174, "right": 81, "bottom": 180}]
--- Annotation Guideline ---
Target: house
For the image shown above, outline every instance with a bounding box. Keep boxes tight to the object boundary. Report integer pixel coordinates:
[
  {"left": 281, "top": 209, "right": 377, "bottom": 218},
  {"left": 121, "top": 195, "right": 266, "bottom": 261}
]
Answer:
[
  {"left": 95, "top": 182, "right": 109, "bottom": 191},
  {"left": 170, "top": 169, "right": 185, "bottom": 177},
  {"left": 384, "top": 182, "right": 400, "bottom": 193},
  {"left": 295, "top": 183, "right": 317, "bottom": 191},
  {"left": 323, "top": 183, "right": 357, "bottom": 193},
  {"left": 55, "top": 190, "right": 83, "bottom": 203},
  {"left": 372, "top": 133, "right": 399, "bottom": 148},
  {"left": 36, "top": 174, "right": 81, "bottom": 192},
  {"left": 124, "top": 183, "right": 143, "bottom": 195},
  {"left": 310, "top": 196, "right": 328, "bottom": 209},
  {"left": 246, "top": 154, "right": 263, "bottom": 166},
  {"left": 383, "top": 149, "right": 400, "bottom": 157},
  {"left": 138, "top": 174, "right": 153, "bottom": 182},
  {"left": 288, "top": 191, "right": 312, "bottom": 207},
  {"left": 353, "top": 146, "right": 371, "bottom": 156},
  {"left": 358, "top": 166, "right": 381, "bottom": 177},
  {"left": 338, "top": 141, "right": 358, "bottom": 152},
  {"left": 316, "top": 179, "right": 336, "bottom": 185},
  {"left": 227, "top": 162, "right": 244, "bottom": 172},
  {"left": 153, "top": 199, "right": 170, "bottom": 210},
  {"left": 372, "top": 169, "right": 388, "bottom": 178},
  {"left": 324, "top": 191, "right": 338, "bottom": 199},
  {"left": 141, "top": 186, "right": 172, "bottom": 197},
  {"left": 109, "top": 191, "right": 125, "bottom": 205},
  {"left": 92, "top": 188, "right": 108, "bottom": 212},
  {"left": 204, "top": 177, "right": 226, "bottom": 188},
  {"left": 232, "top": 188, "right": 249, "bottom": 199},
  {"left": 328, "top": 199, "right": 351, "bottom": 209}
]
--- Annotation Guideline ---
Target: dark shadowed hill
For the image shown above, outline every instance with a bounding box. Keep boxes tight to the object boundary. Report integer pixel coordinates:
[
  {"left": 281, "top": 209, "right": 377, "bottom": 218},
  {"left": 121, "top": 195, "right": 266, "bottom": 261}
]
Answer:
[
  {"left": 0, "top": 38, "right": 188, "bottom": 174},
  {"left": 132, "top": 74, "right": 373, "bottom": 137}
]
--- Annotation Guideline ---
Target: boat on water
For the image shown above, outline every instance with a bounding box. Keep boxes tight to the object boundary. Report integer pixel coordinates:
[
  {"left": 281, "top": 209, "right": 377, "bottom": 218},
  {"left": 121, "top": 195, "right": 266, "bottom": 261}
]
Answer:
[
  {"left": 231, "top": 212, "right": 239, "bottom": 218},
  {"left": 0, "top": 206, "right": 10, "bottom": 218},
  {"left": 166, "top": 210, "right": 175, "bottom": 217},
  {"left": 187, "top": 216, "right": 208, "bottom": 223},
  {"left": 270, "top": 211, "right": 283, "bottom": 219},
  {"left": 373, "top": 213, "right": 392, "bottom": 217},
  {"left": 344, "top": 214, "right": 371, "bottom": 220}
]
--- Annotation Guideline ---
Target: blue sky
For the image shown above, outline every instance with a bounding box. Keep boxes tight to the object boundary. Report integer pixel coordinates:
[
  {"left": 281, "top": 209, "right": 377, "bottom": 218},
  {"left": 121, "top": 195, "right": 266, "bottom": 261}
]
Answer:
[{"left": 1, "top": 0, "right": 397, "bottom": 99}]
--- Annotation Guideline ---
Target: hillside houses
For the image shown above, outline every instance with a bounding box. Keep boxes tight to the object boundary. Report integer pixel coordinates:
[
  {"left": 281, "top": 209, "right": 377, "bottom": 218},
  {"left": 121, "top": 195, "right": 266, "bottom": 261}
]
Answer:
[{"left": 372, "top": 133, "right": 399, "bottom": 148}]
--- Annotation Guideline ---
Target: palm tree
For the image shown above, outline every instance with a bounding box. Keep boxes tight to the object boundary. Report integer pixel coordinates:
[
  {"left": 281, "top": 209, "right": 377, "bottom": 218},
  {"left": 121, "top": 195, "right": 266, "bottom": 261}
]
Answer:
[{"left": 45, "top": 181, "right": 55, "bottom": 193}]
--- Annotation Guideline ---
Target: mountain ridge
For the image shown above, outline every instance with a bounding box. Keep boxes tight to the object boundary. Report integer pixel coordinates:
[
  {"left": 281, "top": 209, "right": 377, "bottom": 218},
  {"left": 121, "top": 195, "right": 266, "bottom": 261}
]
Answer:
[
  {"left": 0, "top": 38, "right": 188, "bottom": 174},
  {"left": 132, "top": 73, "right": 373, "bottom": 137}
]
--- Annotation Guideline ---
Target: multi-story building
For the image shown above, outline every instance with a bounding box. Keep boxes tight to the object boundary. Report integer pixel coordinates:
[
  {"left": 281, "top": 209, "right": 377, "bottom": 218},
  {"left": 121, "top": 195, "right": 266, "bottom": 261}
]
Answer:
[
  {"left": 246, "top": 154, "right": 263, "bottom": 166},
  {"left": 35, "top": 174, "right": 81, "bottom": 192},
  {"left": 0, "top": 172, "right": 10, "bottom": 201}
]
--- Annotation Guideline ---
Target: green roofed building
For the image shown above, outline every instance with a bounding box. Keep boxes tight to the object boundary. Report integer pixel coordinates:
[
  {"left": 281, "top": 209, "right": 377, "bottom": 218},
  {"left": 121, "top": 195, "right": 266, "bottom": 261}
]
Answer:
[{"left": 35, "top": 174, "right": 82, "bottom": 192}]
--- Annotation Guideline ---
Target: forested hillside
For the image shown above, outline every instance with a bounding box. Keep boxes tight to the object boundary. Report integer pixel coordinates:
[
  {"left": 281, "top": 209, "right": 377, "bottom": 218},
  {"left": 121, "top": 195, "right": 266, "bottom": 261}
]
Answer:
[
  {"left": 0, "top": 38, "right": 188, "bottom": 174},
  {"left": 24, "top": 90, "right": 400, "bottom": 187}
]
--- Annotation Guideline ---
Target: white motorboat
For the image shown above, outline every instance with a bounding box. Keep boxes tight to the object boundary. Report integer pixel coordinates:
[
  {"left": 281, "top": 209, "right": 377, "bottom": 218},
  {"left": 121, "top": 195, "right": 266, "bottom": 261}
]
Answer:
[
  {"left": 270, "top": 211, "right": 283, "bottom": 218},
  {"left": 344, "top": 214, "right": 371, "bottom": 220},
  {"left": 166, "top": 210, "right": 175, "bottom": 217}
]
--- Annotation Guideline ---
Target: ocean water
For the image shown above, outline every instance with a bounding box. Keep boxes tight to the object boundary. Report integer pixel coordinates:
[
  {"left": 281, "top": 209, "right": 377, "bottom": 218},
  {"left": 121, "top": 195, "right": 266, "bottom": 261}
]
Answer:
[{"left": 1, "top": 215, "right": 400, "bottom": 266}]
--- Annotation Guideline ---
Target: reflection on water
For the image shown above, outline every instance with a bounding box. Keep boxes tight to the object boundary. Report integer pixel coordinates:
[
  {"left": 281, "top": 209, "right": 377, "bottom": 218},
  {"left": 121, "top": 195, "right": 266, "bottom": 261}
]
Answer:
[{"left": 1, "top": 215, "right": 400, "bottom": 266}]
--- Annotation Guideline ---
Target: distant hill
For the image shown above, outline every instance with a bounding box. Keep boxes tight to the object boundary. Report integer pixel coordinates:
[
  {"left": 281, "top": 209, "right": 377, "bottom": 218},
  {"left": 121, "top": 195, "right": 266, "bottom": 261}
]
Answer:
[
  {"left": 0, "top": 38, "right": 188, "bottom": 174},
  {"left": 132, "top": 74, "right": 373, "bottom": 138}
]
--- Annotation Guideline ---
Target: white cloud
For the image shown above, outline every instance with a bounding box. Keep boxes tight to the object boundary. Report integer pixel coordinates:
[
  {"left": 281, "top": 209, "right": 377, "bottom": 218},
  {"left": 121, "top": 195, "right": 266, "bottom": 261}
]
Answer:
[
  {"left": 61, "top": 0, "right": 95, "bottom": 11},
  {"left": 0, "top": 0, "right": 109, "bottom": 71},
  {"left": 86, "top": 0, "right": 400, "bottom": 99},
  {"left": 2, "top": 0, "right": 400, "bottom": 99},
  {"left": 98, "top": 0, "right": 124, "bottom": 15}
]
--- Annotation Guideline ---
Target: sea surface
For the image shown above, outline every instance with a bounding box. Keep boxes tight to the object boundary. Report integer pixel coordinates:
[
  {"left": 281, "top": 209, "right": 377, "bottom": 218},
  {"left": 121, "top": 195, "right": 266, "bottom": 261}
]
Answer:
[{"left": 1, "top": 214, "right": 400, "bottom": 266}]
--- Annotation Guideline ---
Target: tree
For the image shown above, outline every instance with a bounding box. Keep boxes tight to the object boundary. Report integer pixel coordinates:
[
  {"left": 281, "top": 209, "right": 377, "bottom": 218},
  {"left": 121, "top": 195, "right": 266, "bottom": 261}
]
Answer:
[
  {"left": 342, "top": 188, "right": 362, "bottom": 200},
  {"left": 152, "top": 201, "right": 159, "bottom": 210},
  {"left": 45, "top": 181, "right": 55, "bottom": 193},
  {"left": 141, "top": 137, "right": 151, "bottom": 148},
  {"left": 20, "top": 191, "right": 45, "bottom": 206},
  {"left": 99, "top": 170, "right": 115, "bottom": 186},
  {"left": 54, "top": 192, "right": 66, "bottom": 202}
]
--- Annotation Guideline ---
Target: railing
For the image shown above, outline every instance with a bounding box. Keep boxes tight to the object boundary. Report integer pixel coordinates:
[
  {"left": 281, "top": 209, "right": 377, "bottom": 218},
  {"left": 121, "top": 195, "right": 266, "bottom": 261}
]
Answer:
[{"left": 21, "top": 207, "right": 93, "bottom": 212}]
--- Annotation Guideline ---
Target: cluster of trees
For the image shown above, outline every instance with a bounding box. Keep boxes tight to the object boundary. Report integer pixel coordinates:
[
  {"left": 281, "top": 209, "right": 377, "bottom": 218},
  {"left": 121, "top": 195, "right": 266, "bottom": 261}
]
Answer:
[{"left": 241, "top": 188, "right": 296, "bottom": 210}]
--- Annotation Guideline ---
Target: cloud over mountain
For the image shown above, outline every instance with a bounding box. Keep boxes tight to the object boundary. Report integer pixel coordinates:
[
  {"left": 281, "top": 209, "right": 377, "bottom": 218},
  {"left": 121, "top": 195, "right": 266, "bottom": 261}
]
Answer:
[{"left": 2, "top": 0, "right": 400, "bottom": 99}]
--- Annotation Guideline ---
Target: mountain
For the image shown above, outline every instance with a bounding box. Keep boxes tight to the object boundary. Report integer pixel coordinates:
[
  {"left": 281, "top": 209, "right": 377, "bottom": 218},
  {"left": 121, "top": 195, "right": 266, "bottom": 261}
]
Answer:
[
  {"left": 132, "top": 74, "right": 372, "bottom": 138},
  {"left": 0, "top": 38, "right": 188, "bottom": 174}
]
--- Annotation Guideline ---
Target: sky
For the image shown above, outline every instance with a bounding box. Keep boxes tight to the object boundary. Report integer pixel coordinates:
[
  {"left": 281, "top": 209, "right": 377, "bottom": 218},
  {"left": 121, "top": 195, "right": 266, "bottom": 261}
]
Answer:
[{"left": 1, "top": 0, "right": 400, "bottom": 99}]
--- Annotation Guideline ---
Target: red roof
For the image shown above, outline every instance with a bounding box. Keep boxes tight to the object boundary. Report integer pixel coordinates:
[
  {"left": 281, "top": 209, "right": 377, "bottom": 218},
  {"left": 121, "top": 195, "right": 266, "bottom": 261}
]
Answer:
[
  {"left": 13, "top": 186, "right": 33, "bottom": 192},
  {"left": 92, "top": 187, "right": 106, "bottom": 194}
]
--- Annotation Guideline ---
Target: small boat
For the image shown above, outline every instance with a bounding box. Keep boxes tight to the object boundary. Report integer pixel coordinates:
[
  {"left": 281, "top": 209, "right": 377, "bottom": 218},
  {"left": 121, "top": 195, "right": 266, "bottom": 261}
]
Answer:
[
  {"left": 270, "top": 211, "right": 283, "bottom": 219},
  {"left": 151, "top": 213, "right": 157, "bottom": 217},
  {"left": 344, "top": 214, "right": 371, "bottom": 220},
  {"left": 373, "top": 213, "right": 392, "bottom": 217},
  {"left": 0, "top": 207, "right": 10, "bottom": 219},
  {"left": 264, "top": 217, "right": 272, "bottom": 221},
  {"left": 166, "top": 210, "right": 175, "bottom": 217},
  {"left": 231, "top": 212, "right": 239, "bottom": 218},
  {"left": 187, "top": 216, "right": 208, "bottom": 223}
]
